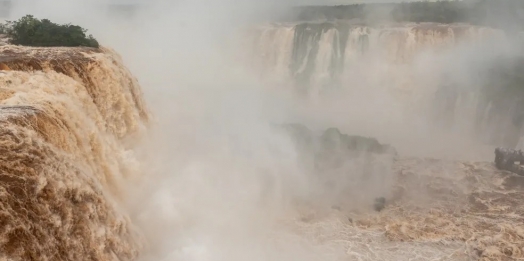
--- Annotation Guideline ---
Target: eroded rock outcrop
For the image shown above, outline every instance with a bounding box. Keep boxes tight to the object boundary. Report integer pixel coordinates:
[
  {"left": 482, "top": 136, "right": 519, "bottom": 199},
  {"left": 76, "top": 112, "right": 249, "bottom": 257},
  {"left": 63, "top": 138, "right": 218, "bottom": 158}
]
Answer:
[
  {"left": 281, "top": 123, "right": 397, "bottom": 156},
  {"left": 280, "top": 123, "right": 397, "bottom": 209}
]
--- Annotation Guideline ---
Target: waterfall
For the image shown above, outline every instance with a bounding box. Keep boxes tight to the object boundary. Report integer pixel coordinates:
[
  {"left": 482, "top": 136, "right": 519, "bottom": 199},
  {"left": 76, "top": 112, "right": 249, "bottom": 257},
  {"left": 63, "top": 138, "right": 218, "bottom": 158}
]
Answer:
[
  {"left": 252, "top": 21, "right": 523, "bottom": 150},
  {"left": 0, "top": 45, "right": 148, "bottom": 261}
]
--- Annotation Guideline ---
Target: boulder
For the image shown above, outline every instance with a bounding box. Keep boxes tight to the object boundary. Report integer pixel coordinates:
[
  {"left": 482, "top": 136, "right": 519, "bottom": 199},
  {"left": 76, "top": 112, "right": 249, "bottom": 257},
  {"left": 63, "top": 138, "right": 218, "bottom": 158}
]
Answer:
[{"left": 494, "top": 147, "right": 524, "bottom": 175}]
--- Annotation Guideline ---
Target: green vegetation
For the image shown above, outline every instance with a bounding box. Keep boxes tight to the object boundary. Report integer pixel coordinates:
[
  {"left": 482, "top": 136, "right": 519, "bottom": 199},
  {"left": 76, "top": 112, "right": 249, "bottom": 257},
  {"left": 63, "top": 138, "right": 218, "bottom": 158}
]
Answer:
[
  {"left": 294, "top": 0, "right": 524, "bottom": 31},
  {"left": 0, "top": 15, "right": 99, "bottom": 48},
  {"left": 0, "top": 23, "right": 8, "bottom": 34}
]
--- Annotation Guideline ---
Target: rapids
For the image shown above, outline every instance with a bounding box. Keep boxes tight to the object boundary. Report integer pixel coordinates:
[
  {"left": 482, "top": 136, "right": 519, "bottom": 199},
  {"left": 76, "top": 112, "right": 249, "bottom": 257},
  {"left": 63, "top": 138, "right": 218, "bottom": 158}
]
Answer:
[{"left": 0, "top": 45, "right": 148, "bottom": 260}]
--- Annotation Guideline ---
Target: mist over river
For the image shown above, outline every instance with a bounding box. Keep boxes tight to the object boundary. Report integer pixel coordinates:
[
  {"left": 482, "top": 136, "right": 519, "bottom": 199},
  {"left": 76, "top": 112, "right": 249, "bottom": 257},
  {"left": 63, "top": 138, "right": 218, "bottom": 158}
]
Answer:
[{"left": 2, "top": 1, "right": 524, "bottom": 261}]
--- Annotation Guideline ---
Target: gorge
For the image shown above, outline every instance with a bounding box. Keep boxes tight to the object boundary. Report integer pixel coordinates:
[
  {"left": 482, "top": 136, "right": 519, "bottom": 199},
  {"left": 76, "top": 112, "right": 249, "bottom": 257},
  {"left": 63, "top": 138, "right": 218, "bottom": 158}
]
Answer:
[{"left": 2, "top": 1, "right": 524, "bottom": 261}]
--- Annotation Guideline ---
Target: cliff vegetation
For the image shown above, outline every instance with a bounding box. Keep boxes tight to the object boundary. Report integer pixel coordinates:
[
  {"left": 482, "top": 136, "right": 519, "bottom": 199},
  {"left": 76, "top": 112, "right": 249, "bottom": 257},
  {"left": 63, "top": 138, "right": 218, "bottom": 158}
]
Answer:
[
  {"left": 0, "top": 15, "right": 99, "bottom": 48},
  {"left": 295, "top": 0, "right": 524, "bottom": 31}
]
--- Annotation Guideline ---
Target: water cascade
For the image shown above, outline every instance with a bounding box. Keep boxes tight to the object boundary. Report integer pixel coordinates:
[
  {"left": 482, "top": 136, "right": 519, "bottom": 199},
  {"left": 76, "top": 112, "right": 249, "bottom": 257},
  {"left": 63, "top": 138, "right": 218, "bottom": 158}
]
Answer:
[
  {"left": 0, "top": 45, "right": 148, "bottom": 261},
  {"left": 252, "top": 21, "right": 524, "bottom": 150}
]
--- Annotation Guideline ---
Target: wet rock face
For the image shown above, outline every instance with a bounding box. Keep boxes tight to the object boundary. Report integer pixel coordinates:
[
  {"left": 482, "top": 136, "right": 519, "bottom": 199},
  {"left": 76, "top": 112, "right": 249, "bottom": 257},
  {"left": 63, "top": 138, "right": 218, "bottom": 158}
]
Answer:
[
  {"left": 320, "top": 127, "right": 397, "bottom": 155},
  {"left": 281, "top": 123, "right": 397, "bottom": 157},
  {"left": 374, "top": 197, "right": 386, "bottom": 211},
  {"left": 279, "top": 123, "right": 396, "bottom": 209},
  {"left": 494, "top": 147, "right": 524, "bottom": 176}
]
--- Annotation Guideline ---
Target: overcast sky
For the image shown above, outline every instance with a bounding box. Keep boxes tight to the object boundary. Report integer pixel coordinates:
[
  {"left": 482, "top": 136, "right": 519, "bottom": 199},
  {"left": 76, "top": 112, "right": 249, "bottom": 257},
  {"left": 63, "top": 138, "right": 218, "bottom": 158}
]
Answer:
[
  {"left": 304, "top": 0, "right": 457, "bottom": 4},
  {"left": 47, "top": 0, "right": 454, "bottom": 5}
]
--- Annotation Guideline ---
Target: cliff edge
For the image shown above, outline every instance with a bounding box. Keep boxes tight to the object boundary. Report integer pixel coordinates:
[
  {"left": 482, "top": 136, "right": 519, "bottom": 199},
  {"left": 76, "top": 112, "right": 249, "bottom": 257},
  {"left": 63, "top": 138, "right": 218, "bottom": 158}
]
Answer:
[{"left": 0, "top": 44, "right": 148, "bottom": 261}]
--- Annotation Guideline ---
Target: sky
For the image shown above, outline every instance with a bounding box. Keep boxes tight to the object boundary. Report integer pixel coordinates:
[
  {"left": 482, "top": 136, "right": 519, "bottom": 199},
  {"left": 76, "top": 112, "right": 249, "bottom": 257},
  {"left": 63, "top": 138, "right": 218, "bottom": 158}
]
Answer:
[
  {"left": 300, "top": 0, "right": 451, "bottom": 4},
  {"left": 107, "top": 0, "right": 454, "bottom": 4},
  {"left": 0, "top": 0, "right": 457, "bottom": 5}
]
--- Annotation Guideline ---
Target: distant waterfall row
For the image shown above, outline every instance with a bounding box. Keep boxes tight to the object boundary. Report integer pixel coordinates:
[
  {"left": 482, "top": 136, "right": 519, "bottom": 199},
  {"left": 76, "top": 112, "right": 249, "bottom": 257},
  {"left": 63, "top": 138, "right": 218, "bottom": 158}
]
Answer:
[
  {"left": 253, "top": 22, "right": 504, "bottom": 91},
  {"left": 251, "top": 21, "right": 524, "bottom": 150}
]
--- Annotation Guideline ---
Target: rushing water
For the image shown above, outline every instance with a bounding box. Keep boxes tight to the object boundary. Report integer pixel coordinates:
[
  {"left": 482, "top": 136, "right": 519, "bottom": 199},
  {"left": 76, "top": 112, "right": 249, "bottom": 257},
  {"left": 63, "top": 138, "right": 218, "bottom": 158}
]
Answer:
[
  {"left": 0, "top": 45, "right": 148, "bottom": 261},
  {"left": 2, "top": 19, "right": 524, "bottom": 261}
]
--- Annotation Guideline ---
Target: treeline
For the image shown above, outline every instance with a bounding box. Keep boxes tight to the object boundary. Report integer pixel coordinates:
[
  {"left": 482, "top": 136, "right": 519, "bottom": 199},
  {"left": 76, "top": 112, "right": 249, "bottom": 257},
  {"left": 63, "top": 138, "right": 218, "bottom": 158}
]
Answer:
[
  {"left": 294, "top": 0, "right": 524, "bottom": 31},
  {"left": 0, "top": 15, "right": 99, "bottom": 48}
]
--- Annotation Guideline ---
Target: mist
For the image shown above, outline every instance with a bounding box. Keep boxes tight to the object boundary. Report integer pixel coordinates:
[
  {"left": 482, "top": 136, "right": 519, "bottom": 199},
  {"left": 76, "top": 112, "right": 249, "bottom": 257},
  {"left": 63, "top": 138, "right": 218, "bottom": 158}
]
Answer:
[
  {"left": 5, "top": 0, "right": 524, "bottom": 260},
  {"left": 7, "top": 1, "right": 354, "bottom": 260}
]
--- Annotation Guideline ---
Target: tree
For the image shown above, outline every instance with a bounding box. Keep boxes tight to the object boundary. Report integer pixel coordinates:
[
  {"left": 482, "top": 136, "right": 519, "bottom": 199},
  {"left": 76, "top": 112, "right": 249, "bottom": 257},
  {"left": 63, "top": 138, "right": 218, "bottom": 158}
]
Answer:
[
  {"left": 0, "top": 22, "right": 8, "bottom": 34},
  {"left": 2, "top": 15, "right": 99, "bottom": 48}
]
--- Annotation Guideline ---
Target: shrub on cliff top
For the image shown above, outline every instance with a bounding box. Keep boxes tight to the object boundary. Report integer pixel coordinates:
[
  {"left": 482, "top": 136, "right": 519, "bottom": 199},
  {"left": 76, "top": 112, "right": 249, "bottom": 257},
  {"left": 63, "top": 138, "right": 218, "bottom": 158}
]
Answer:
[{"left": 2, "top": 15, "right": 99, "bottom": 48}]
